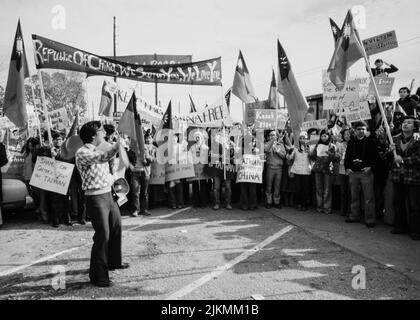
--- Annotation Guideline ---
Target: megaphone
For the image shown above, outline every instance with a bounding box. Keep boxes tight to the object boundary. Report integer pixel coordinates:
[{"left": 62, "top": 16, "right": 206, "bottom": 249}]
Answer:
[{"left": 112, "top": 177, "right": 130, "bottom": 207}]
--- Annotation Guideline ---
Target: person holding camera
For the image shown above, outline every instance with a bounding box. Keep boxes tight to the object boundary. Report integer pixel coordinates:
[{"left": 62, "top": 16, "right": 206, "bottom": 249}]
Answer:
[{"left": 344, "top": 121, "right": 380, "bottom": 228}]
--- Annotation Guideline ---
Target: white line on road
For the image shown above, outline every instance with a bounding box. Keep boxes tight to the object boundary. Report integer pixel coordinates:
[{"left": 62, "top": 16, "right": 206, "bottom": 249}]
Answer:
[
  {"left": 165, "top": 225, "right": 294, "bottom": 300},
  {"left": 0, "top": 207, "right": 191, "bottom": 278}
]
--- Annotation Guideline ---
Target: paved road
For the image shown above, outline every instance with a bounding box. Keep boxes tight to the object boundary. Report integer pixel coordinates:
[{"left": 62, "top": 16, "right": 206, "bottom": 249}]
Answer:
[{"left": 0, "top": 206, "right": 419, "bottom": 300}]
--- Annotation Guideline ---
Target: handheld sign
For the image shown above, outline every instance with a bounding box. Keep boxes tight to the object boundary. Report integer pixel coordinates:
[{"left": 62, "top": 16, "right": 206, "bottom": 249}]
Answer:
[
  {"left": 362, "top": 30, "right": 398, "bottom": 56},
  {"left": 30, "top": 156, "right": 74, "bottom": 195}
]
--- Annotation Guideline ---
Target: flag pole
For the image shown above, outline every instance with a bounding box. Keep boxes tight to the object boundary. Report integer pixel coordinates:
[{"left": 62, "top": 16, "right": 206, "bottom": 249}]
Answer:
[
  {"left": 352, "top": 15, "right": 398, "bottom": 164},
  {"left": 220, "top": 84, "right": 227, "bottom": 180},
  {"left": 36, "top": 71, "right": 52, "bottom": 146},
  {"left": 30, "top": 79, "right": 43, "bottom": 144}
]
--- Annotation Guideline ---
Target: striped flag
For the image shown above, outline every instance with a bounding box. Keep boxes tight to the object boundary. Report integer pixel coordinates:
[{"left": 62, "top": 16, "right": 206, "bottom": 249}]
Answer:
[{"left": 232, "top": 51, "right": 257, "bottom": 103}]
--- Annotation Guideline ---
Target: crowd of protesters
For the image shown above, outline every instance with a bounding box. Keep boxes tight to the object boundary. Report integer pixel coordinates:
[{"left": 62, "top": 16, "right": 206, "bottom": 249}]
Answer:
[{"left": 1, "top": 77, "right": 419, "bottom": 242}]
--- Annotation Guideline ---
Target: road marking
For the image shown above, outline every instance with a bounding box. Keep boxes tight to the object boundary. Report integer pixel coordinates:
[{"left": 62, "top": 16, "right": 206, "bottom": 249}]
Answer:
[
  {"left": 0, "top": 207, "right": 191, "bottom": 278},
  {"left": 298, "top": 260, "right": 339, "bottom": 268},
  {"left": 282, "top": 249, "right": 317, "bottom": 256},
  {"left": 165, "top": 225, "right": 294, "bottom": 300},
  {"left": 251, "top": 294, "right": 265, "bottom": 300}
]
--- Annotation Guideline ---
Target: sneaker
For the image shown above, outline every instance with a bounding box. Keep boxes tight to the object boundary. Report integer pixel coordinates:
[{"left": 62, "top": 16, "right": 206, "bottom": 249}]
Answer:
[
  {"left": 177, "top": 205, "right": 183, "bottom": 209},
  {"left": 131, "top": 211, "right": 139, "bottom": 217},
  {"left": 140, "top": 210, "right": 151, "bottom": 216},
  {"left": 316, "top": 208, "right": 324, "bottom": 214},
  {"left": 213, "top": 204, "right": 220, "bottom": 210},
  {"left": 226, "top": 204, "right": 233, "bottom": 210}
]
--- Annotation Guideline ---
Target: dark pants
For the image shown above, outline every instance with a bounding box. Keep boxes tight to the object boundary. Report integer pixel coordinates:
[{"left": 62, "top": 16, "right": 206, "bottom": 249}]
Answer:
[
  {"left": 349, "top": 171, "right": 375, "bottom": 224},
  {"left": 338, "top": 174, "right": 350, "bottom": 216},
  {"left": 192, "top": 180, "right": 209, "bottom": 207},
  {"left": 68, "top": 177, "right": 86, "bottom": 221},
  {"left": 213, "top": 176, "right": 232, "bottom": 205},
  {"left": 294, "top": 174, "right": 311, "bottom": 208},
  {"left": 86, "top": 192, "right": 122, "bottom": 283},
  {"left": 131, "top": 171, "right": 150, "bottom": 213},
  {"left": 393, "top": 183, "right": 420, "bottom": 236},
  {"left": 265, "top": 167, "right": 282, "bottom": 205},
  {"left": 49, "top": 192, "right": 70, "bottom": 225},
  {"left": 239, "top": 183, "right": 257, "bottom": 209},
  {"left": 169, "top": 182, "right": 184, "bottom": 207}
]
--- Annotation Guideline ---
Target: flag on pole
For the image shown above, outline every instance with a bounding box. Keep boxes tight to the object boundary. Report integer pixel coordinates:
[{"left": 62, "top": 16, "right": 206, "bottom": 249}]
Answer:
[
  {"left": 327, "top": 11, "right": 364, "bottom": 90},
  {"left": 66, "top": 112, "right": 79, "bottom": 139},
  {"left": 277, "top": 40, "right": 309, "bottom": 146},
  {"left": 232, "top": 51, "right": 257, "bottom": 103},
  {"left": 225, "top": 87, "right": 232, "bottom": 112},
  {"left": 268, "top": 69, "right": 278, "bottom": 109},
  {"left": 3, "top": 20, "right": 29, "bottom": 128},
  {"left": 329, "top": 18, "right": 342, "bottom": 43},
  {"left": 117, "top": 92, "right": 145, "bottom": 162},
  {"left": 161, "top": 100, "right": 173, "bottom": 130},
  {"left": 98, "top": 80, "right": 118, "bottom": 117},
  {"left": 189, "top": 94, "right": 197, "bottom": 113}
]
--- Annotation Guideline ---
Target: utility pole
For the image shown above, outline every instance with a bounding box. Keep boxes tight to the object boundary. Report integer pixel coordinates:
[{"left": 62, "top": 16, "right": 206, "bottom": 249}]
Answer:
[
  {"left": 154, "top": 53, "right": 158, "bottom": 105},
  {"left": 113, "top": 16, "right": 117, "bottom": 115}
]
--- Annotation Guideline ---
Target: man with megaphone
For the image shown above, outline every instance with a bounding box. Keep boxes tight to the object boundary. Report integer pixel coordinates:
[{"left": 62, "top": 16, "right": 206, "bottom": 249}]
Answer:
[{"left": 75, "top": 121, "right": 129, "bottom": 288}]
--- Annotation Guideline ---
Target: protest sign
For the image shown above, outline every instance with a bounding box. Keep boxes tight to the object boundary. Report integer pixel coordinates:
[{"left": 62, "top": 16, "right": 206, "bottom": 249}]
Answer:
[
  {"left": 187, "top": 163, "right": 210, "bottom": 181},
  {"left": 29, "top": 156, "right": 74, "bottom": 195},
  {"left": 301, "top": 119, "right": 328, "bottom": 131},
  {"left": 33, "top": 35, "right": 222, "bottom": 86},
  {"left": 236, "top": 155, "right": 264, "bottom": 184},
  {"left": 165, "top": 163, "right": 195, "bottom": 182},
  {"left": 137, "top": 96, "right": 164, "bottom": 129},
  {"left": 1, "top": 150, "right": 25, "bottom": 180},
  {"left": 323, "top": 71, "right": 360, "bottom": 111},
  {"left": 362, "top": 30, "right": 398, "bottom": 56},
  {"left": 344, "top": 101, "right": 372, "bottom": 123},
  {"left": 369, "top": 76, "right": 395, "bottom": 97},
  {"left": 253, "top": 109, "right": 287, "bottom": 130},
  {"left": 149, "top": 163, "right": 166, "bottom": 185},
  {"left": 244, "top": 100, "right": 270, "bottom": 125},
  {"left": 49, "top": 107, "right": 69, "bottom": 130}
]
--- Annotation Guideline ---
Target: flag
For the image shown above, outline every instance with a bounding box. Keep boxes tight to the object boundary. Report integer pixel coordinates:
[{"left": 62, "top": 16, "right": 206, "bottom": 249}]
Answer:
[
  {"left": 66, "top": 112, "right": 79, "bottom": 139},
  {"left": 161, "top": 100, "right": 173, "bottom": 130},
  {"left": 327, "top": 10, "right": 364, "bottom": 90},
  {"left": 268, "top": 69, "right": 278, "bottom": 109},
  {"left": 98, "top": 80, "right": 118, "bottom": 117},
  {"left": 277, "top": 40, "right": 309, "bottom": 147},
  {"left": 394, "top": 101, "right": 407, "bottom": 117},
  {"left": 117, "top": 92, "right": 145, "bottom": 162},
  {"left": 3, "top": 20, "right": 30, "bottom": 128},
  {"left": 225, "top": 87, "right": 232, "bottom": 112},
  {"left": 329, "top": 18, "right": 342, "bottom": 43},
  {"left": 189, "top": 94, "right": 197, "bottom": 113},
  {"left": 232, "top": 50, "right": 257, "bottom": 103}
]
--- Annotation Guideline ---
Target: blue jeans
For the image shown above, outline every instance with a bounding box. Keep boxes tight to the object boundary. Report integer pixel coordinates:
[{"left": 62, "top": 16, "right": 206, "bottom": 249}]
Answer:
[
  {"left": 131, "top": 171, "right": 150, "bottom": 213},
  {"left": 349, "top": 171, "right": 375, "bottom": 224},
  {"left": 213, "top": 176, "right": 232, "bottom": 205},
  {"left": 314, "top": 173, "right": 332, "bottom": 213},
  {"left": 265, "top": 166, "right": 282, "bottom": 205}
]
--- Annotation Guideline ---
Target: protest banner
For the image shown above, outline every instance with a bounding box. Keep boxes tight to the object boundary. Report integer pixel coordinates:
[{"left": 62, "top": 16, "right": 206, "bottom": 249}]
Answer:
[
  {"left": 33, "top": 35, "right": 222, "bottom": 86},
  {"left": 323, "top": 71, "right": 360, "bottom": 111},
  {"left": 252, "top": 109, "right": 287, "bottom": 130},
  {"left": 362, "top": 30, "right": 398, "bottom": 56},
  {"left": 165, "top": 163, "right": 195, "bottom": 182},
  {"left": 301, "top": 119, "right": 328, "bottom": 131},
  {"left": 111, "top": 54, "right": 192, "bottom": 66},
  {"left": 236, "top": 155, "right": 264, "bottom": 184},
  {"left": 149, "top": 163, "right": 166, "bottom": 185},
  {"left": 29, "top": 156, "right": 74, "bottom": 195}
]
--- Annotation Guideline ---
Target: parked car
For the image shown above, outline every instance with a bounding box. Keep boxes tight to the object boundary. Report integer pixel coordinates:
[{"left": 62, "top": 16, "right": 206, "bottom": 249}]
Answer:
[{"left": 1, "top": 178, "right": 34, "bottom": 211}]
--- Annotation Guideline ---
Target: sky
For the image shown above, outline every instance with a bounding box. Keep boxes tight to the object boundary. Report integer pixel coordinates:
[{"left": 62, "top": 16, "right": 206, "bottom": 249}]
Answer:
[{"left": 1, "top": 0, "right": 420, "bottom": 122}]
